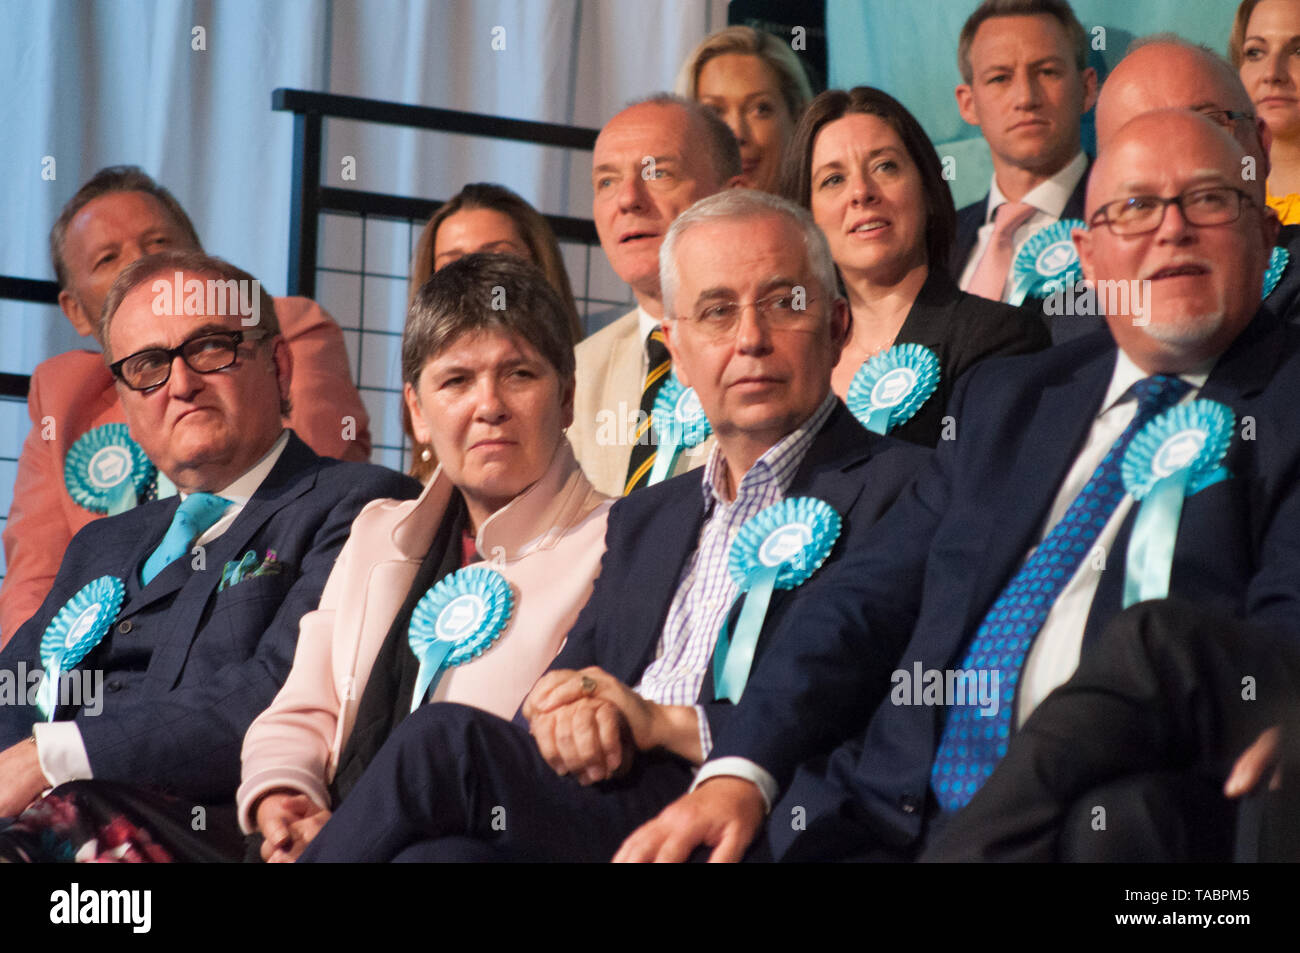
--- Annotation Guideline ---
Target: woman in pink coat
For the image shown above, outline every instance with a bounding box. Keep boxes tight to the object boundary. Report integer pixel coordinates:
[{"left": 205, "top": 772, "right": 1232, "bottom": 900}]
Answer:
[{"left": 238, "top": 253, "right": 611, "bottom": 861}]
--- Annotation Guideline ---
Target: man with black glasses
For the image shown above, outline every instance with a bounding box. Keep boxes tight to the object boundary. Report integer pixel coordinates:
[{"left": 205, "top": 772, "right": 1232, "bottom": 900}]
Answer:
[{"left": 0, "top": 250, "right": 416, "bottom": 862}]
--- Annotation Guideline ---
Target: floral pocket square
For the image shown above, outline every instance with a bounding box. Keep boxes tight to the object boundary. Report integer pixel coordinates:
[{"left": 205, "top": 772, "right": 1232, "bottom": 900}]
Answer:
[{"left": 218, "top": 550, "right": 284, "bottom": 591}]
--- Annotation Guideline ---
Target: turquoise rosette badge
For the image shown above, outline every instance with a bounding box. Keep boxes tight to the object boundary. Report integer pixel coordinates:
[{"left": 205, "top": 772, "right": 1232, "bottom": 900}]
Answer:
[
  {"left": 648, "top": 371, "right": 712, "bottom": 485},
  {"left": 1264, "top": 245, "right": 1289, "bottom": 300},
  {"left": 407, "top": 566, "right": 514, "bottom": 711},
  {"left": 64, "top": 424, "right": 155, "bottom": 515},
  {"left": 1007, "top": 218, "right": 1086, "bottom": 306},
  {"left": 1120, "top": 400, "right": 1234, "bottom": 607},
  {"left": 847, "top": 343, "right": 941, "bottom": 435},
  {"left": 37, "top": 576, "right": 124, "bottom": 719},
  {"left": 713, "top": 498, "right": 842, "bottom": 703}
]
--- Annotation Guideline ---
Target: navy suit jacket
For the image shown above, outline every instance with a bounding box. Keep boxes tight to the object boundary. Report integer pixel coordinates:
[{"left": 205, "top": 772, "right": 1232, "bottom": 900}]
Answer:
[
  {"left": 0, "top": 432, "right": 418, "bottom": 802},
  {"left": 543, "top": 402, "right": 930, "bottom": 745},
  {"left": 707, "top": 309, "right": 1300, "bottom": 857}
]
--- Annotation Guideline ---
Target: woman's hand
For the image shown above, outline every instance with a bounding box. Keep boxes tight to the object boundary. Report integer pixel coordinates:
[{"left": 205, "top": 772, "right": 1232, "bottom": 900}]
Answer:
[{"left": 255, "top": 790, "right": 332, "bottom": 863}]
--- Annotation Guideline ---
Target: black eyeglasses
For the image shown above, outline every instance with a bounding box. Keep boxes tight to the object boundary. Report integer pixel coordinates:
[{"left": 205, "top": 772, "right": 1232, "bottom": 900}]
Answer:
[
  {"left": 109, "top": 329, "right": 273, "bottom": 392},
  {"left": 1088, "top": 186, "right": 1254, "bottom": 236}
]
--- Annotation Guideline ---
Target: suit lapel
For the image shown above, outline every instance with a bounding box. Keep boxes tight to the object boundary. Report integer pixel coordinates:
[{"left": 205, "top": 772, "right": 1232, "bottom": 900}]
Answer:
[
  {"left": 700, "top": 404, "right": 875, "bottom": 701},
  {"left": 605, "top": 313, "right": 645, "bottom": 494},
  {"left": 145, "top": 434, "right": 323, "bottom": 689},
  {"left": 1061, "top": 159, "right": 1090, "bottom": 220},
  {"left": 965, "top": 345, "right": 1115, "bottom": 630},
  {"left": 786, "top": 402, "right": 875, "bottom": 512},
  {"left": 621, "top": 485, "right": 706, "bottom": 682},
  {"left": 115, "top": 499, "right": 186, "bottom": 615},
  {"left": 1086, "top": 309, "right": 1283, "bottom": 637},
  {"left": 951, "top": 195, "right": 988, "bottom": 279}
]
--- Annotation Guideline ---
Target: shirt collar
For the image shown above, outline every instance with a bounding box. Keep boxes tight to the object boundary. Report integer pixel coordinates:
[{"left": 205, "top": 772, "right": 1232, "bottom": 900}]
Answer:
[
  {"left": 636, "top": 306, "right": 659, "bottom": 347},
  {"left": 700, "top": 391, "right": 837, "bottom": 507},
  {"left": 985, "top": 151, "right": 1088, "bottom": 223},
  {"left": 1098, "top": 349, "right": 1212, "bottom": 417},
  {"left": 180, "top": 429, "right": 289, "bottom": 505}
]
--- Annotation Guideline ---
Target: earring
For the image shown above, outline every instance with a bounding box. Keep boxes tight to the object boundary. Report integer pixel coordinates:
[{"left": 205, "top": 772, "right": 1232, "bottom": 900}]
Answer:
[{"left": 420, "top": 448, "right": 432, "bottom": 462}]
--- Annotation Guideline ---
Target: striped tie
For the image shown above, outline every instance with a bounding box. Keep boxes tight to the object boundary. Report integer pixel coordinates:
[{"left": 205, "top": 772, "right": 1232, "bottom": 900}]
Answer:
[{"left": 623, "top": 328, "right": 672, "bottom": 494}]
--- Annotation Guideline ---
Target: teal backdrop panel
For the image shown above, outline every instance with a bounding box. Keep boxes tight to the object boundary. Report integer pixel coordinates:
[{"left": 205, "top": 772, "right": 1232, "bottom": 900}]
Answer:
[{"left": 827, "top": 0, "right": 1242, "bottom": 208}]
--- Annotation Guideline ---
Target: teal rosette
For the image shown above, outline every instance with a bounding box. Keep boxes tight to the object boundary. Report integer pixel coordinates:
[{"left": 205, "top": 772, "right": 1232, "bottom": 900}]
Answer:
[
  {"left": 1007, "top": 218, "right": 1086, "bottom": 306},
  {"left": 37, "top": 576, "right": 124, "bottom": 719},
  {"left": 846, "top": 343, "right": 941, "bottom": 435},
  {"left": 1264, "top": 245, "right": 1289, "bottom": 301},
  {"left": 1120, "top": 400, "right": 1234, "bottom": 607},
  {"left": 713, "top": 498, "right": 842, "bottom": 703},
  {"left": 648, "top": 371, "right": 712, "bottom": 485},
  {"left": 64, "top": 424, "right": 155, "bottom": 515},
  {"left": 407, "top": 566, "right": 514, "bottom": 711}
]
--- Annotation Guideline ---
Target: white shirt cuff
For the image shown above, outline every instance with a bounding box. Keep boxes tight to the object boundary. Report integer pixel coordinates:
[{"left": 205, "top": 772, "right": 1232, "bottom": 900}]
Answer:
[
  {"left": 691, "top": 757, "right": 778, "bottom": 814},
  {"left": 31, "top": 721, "right": 94, "bottom": 787},
  {"left": 693, "top": 705, "right": 712, "bottom": 759}
]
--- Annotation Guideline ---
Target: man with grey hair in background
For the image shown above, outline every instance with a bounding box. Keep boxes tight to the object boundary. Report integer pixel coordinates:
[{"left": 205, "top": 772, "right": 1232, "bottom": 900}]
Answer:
[
  {"left": 568, "top": 94, "right": 743, "bottom": 498},
  {"left": 298, "top": 189, "right": 930, "bottom": 862}
]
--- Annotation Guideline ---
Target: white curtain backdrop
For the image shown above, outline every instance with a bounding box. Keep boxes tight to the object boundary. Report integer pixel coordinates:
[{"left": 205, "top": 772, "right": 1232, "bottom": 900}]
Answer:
[
  {"left": 0, "top": 0, "right": 728, "bottom": 571},
  {"left": 0, "top": 0, "right": 729, "bottom": 373}
]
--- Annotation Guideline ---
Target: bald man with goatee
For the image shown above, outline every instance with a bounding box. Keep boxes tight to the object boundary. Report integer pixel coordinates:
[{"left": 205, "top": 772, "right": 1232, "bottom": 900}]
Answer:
[{"left": 1050, "top": 35, "right": 1300, "bottom": 342}]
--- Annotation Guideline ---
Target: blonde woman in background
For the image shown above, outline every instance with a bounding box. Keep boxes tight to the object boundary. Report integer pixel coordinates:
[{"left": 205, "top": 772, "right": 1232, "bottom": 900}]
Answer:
[
  {"left": 1233, "top": 0, "right": 1300, "bottom": 223},
  {"left": 676, "top": 25, "right": 813, "bottom": 194}
]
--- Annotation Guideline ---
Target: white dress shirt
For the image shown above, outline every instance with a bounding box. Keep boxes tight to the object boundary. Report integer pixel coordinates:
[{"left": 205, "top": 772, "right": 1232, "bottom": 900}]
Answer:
[
  {"left": 958, "top": 151, "right": 1089, "bottom": 301},
  {"left": 696, "top": 351, "right": 1210, "bottom": 810},
  {"left": 33, "top": 430, "right": 291, "bottom": 786}
]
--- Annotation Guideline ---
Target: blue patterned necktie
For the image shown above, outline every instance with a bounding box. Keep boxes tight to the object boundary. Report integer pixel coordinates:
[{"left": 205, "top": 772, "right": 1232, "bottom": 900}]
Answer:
[
  {"left": 141, "top": 492, "right": 231, "bottom": 585},
  {"left": 931, "top": 374, "right": 1192, "bottom": 811}
]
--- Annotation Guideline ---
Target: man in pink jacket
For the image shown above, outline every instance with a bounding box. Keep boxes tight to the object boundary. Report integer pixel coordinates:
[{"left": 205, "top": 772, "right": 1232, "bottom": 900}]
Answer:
[{"left": 0, "top": 166, "right": 372, "bottom": 644}]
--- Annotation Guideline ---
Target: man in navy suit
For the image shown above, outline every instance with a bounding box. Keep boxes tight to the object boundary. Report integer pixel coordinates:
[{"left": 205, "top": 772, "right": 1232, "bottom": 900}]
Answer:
[
  {"left": 617, "top": 109, "right": 1300, "bottom": 863},
  {"left": 949, "top": 0, "right": 1097, "bottom": 303},
  {"left": 1052, "top": 37, "right": 1300, "bottom": 343},
  {"left": 299, "top": 190, "right": 930, "bottom": 862},
  {"left": 0, "top": 251, "right": 416, "bottom": 857}
]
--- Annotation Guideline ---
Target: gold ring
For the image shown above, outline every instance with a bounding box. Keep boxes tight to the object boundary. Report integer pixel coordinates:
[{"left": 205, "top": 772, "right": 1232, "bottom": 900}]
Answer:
[{"left": 580, "top": 675, "right": 597, "bottom": 695}]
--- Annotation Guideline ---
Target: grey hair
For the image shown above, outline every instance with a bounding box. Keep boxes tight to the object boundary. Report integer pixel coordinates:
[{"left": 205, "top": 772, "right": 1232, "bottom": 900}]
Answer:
[
  {"left": 658, "top": 188, "right": 840, "bottom": 318},
  {"left": 621, "top": 92, "right": 742, "bottom": 183},
  {"left": 402, "top": 252, "right": 576, "bottom": 389}
]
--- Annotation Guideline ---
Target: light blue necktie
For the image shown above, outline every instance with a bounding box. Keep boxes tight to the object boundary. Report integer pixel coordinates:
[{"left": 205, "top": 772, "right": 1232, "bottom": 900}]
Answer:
[
  {"left": 140, "top": 492, "right": 230, "bottom": 585},
  {"left": 931, "top": 374, "right": 1192, "bottom": 812}
]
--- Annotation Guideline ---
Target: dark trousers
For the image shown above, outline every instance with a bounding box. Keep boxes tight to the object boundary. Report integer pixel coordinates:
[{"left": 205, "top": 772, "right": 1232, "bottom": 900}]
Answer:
[
  {"left": 923, "top": 598, "right": 1300, "bottom": 862},
  {"left": 299, "top": 702, "right": 695, "bottom": 862}
]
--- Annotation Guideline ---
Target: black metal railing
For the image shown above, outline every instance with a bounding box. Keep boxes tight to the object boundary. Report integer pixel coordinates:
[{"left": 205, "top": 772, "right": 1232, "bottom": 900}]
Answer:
[
  {"left": 270, "top": 88, "right": 600, "bottom": 299},
  {"left": 0, "top": 276, "right": 59, "bottom": 400}
]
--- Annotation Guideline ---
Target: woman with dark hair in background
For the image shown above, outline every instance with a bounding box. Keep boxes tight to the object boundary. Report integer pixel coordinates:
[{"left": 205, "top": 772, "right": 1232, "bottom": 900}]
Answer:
[
  {"left": 404, "top": 183, "right": 581, "bottom": 479},
  {"left": 676, "top": 25, "right": 813, "bottom": 194},
  {"left": 781, "top": 86, "right": 1049, "bottom": 446}
]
